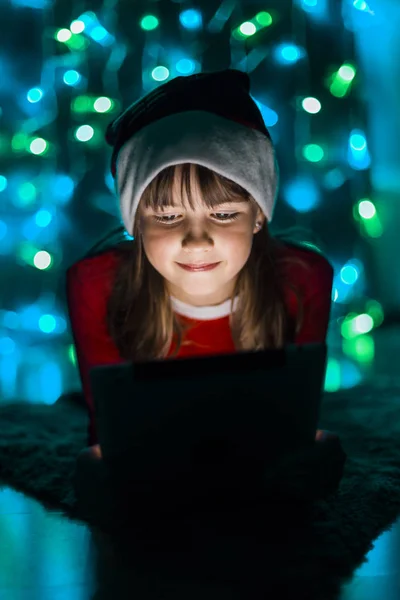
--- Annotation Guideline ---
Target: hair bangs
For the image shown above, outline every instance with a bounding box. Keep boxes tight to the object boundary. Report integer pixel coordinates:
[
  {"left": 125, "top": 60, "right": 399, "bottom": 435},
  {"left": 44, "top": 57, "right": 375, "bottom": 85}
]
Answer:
[{"left": 141, "top": 163, "right": 254, "bottom": 216}]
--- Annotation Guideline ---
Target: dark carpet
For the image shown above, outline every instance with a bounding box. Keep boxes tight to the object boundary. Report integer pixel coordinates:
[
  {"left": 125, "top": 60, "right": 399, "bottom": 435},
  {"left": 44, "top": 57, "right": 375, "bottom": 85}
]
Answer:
[{"left": 0, "top": 382, "right": 400, "bottom": 599}]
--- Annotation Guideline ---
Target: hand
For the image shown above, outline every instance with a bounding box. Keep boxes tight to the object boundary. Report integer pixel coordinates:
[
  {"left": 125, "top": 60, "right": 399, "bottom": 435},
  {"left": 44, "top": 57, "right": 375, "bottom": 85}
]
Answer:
[{"left": 315, "top": 429, "right": 338, "bottom": 442}]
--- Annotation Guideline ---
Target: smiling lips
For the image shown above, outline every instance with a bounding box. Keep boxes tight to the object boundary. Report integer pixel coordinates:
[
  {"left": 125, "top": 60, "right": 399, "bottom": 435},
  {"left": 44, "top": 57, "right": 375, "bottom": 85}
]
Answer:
[{"left": 177, "top": 262, "right": 221, "bottom": 272}]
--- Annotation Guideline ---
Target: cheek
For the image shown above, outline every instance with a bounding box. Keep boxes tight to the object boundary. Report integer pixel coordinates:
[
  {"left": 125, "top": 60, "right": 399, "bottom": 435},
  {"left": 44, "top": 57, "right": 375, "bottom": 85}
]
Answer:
[
  {"left": 142, "top": 235, "right": 175, "bottom": 265},
  {"left": 223, "top": 232, "right": 253, "bottom": 256},
  {"left": 228, "top": 235, "right": 254, "bottom": 270}
]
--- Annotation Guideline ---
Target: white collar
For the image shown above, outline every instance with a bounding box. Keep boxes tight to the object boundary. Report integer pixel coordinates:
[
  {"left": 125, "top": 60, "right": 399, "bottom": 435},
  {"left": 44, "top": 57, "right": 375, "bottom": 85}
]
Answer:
[{"left": 170, "top": 295, "right": 239, "bottom": 320}]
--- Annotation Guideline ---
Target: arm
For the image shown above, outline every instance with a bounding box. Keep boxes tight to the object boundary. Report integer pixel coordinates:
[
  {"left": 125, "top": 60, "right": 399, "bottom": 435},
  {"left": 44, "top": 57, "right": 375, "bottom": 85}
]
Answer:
[
  {"left": 293, "top": 255, "right": 335, "bottom": 442},
  {"left": 295, "top": 256, "right": 334, "bottom": 345},
  {"left": 66, "top": 257, "right": 126, "bottom": 445}
]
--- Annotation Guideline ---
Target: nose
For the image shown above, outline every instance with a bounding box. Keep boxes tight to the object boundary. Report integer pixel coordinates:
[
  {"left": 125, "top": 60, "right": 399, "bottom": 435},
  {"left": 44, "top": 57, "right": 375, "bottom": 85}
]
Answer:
[{"left": 182, "top": 228, "right": 214, "bottom": 252}]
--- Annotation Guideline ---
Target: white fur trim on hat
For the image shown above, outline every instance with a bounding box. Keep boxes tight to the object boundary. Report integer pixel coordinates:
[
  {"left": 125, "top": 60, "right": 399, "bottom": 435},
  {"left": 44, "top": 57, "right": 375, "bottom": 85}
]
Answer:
[{"left": 115, "top": 110, "right": 279, "bottom": 235}]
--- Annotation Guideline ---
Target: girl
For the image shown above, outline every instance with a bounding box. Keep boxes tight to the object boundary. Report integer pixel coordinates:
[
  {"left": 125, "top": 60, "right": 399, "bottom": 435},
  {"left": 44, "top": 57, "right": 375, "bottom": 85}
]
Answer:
[{"left": 67, "top": 69, "right": 346, "bottom": 505}]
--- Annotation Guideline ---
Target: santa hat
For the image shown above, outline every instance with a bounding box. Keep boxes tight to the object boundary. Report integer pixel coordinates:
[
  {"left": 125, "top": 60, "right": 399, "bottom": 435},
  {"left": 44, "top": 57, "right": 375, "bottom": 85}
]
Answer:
[{"left": 105, "top": 69, "right": 279, "bottom": 235}]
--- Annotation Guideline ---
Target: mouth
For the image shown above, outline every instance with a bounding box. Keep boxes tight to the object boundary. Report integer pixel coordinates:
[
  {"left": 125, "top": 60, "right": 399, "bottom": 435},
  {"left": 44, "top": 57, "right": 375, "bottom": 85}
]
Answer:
[{"left": 176, "top": 262, "right": 221, "bottom": 272}]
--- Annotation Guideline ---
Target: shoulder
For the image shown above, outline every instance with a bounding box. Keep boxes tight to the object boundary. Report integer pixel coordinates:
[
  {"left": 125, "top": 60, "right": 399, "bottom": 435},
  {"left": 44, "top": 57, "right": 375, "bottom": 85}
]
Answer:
[
  {"left": 65, "top": 247, "right": 125, "bottom": 308},
  {"left": 274, "top": 240, "right": 334, "bottom": 294},
  {"left": 66, "top": 247, "right": 123, "bottom": 283}
]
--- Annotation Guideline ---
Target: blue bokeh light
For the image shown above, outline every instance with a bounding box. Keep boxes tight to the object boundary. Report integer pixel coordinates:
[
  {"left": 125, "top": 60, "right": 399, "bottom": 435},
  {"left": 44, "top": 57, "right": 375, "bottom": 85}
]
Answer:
[
  {"left": 283, "top": 176, "right": 321, "bottom": 213},
  {"left": 35, "top": 210, "right": 53, "bottom": 228},
  {"left": 51, "top": 175, "right": 75, "bottom": 204},
  {"left": 0, "top": 176, "right": 8, "bottom": 192},
  {"left": 27, "top": 88, "right": 44, "bottom": 103},
  {"left": 274, "top": 43, "right": 305, "bottom": 65},
  {"left": 63, "top": 70, "right": 82, "bottom": 86},
  {"left": 176, "top": 59, "right": 197, "bottom": 75},
  {"left": 179, "top": 9, "right": 203, "bottom": 30}
]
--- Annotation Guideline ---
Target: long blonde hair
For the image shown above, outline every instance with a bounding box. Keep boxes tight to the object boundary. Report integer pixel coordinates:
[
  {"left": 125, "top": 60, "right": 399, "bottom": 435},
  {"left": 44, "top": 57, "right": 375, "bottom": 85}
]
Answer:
[{"left": 97, "top": 164, "right": 314, "bottom": 362}]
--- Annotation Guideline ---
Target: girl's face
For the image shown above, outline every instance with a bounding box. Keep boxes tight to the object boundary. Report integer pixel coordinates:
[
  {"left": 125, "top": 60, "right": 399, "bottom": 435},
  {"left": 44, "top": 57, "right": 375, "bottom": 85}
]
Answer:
[{"left": 138, "top": 195, "right": 265, "bottom": 306}]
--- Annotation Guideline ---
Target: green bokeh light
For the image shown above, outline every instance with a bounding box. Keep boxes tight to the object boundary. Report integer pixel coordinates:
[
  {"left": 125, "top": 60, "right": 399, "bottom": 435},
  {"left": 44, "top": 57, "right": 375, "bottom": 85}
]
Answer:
[
  {"left": 324, "top": 358, "right": 341, "bottom": 392},
  {"left": 140, "top": 15, "right": 159, "bottom": 31},
  {"left": 303, "top": 144, "right": 324, "bottom": 162}
]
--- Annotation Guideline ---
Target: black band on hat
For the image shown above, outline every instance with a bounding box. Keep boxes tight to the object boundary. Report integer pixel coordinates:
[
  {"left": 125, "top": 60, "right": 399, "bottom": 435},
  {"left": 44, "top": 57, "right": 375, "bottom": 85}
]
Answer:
[{"left": 106, "top": 69, "right": 271, "bottom": 178}]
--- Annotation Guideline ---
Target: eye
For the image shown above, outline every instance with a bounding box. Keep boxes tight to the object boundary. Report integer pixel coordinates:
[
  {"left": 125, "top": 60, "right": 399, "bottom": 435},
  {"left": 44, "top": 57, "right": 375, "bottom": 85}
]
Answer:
[
  {"left": 214, "top": 213, "right": 240, "bottom": 221},
  {"left": 153, "top": 213, "right": 241, "bottom": 224}
]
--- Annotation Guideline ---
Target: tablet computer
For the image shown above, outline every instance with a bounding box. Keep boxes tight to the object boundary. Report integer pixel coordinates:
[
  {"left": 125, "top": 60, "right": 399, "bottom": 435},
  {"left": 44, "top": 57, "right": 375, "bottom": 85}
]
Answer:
[{"left": 90, "top": 343, "right": 327, "bottom": 485}]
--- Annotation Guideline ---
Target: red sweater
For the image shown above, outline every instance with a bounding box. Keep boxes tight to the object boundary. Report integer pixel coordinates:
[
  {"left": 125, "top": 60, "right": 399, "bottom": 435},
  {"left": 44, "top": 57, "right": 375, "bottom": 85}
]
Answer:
[{"left": 66, "top": 242, "right": 334, "bottom": 446}]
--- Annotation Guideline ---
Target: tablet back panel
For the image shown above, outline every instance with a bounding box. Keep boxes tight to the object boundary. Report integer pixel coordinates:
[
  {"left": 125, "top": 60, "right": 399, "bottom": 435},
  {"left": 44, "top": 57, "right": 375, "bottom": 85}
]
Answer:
[{"left": 91, "top": 343, "right": 327, "bottom": 477}]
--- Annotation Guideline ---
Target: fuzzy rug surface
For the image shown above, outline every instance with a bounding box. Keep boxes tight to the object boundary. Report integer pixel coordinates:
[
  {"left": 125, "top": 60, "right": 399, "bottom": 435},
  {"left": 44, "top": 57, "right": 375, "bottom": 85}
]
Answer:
[{"left": 1, "top": 383, "right": 400, "bottom": 599}]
